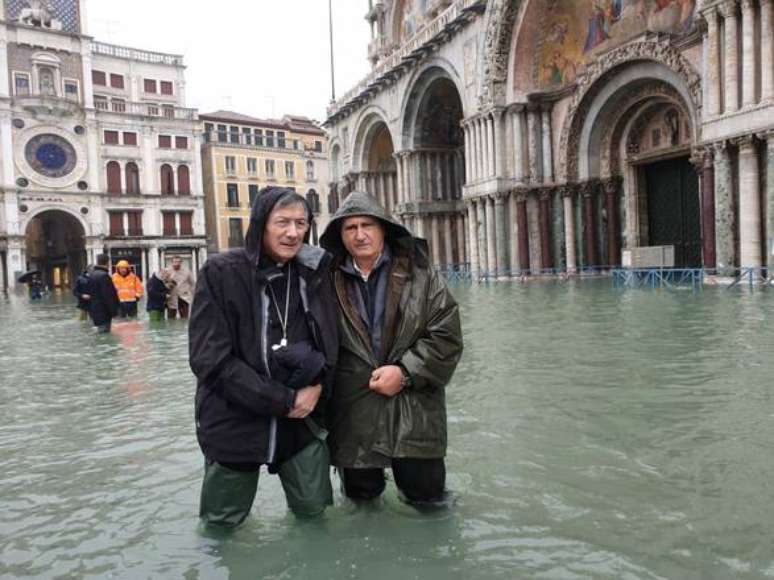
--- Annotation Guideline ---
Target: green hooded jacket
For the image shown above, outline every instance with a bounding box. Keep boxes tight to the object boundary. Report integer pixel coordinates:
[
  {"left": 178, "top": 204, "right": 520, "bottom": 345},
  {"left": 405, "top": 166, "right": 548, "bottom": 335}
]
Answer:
[{"left": 320, "top": 191, "right": 463, "bottom": 468}]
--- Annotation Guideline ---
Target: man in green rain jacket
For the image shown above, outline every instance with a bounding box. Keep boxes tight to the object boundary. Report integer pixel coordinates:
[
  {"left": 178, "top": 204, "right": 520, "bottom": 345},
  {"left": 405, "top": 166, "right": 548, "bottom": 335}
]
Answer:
[{"left": 320, "top": 191, "right": 463, "bottom": 504}]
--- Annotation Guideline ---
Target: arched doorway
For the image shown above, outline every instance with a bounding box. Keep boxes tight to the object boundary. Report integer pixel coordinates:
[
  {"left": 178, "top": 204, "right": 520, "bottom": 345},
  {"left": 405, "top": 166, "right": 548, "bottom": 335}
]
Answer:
[
  {"left": 402, "top": 68, "right": 466, "bottom": 267},
  {"left": 359, "top": 118, "right": 397, "bottom": 214},
  {"left": 25, "top": 210, "right": 86, "bottom": 288}
]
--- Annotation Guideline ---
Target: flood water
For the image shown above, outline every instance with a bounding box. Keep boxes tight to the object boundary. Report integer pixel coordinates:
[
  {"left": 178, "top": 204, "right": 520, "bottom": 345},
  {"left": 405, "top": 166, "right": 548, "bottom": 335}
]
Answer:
[{"left": 1, "top": 281, "right": 773, "bottom": 580}]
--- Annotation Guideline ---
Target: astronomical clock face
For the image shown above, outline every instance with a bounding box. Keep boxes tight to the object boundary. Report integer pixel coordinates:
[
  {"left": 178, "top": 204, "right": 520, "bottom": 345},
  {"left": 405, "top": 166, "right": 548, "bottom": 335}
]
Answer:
[{"left": 24, "top": 134, "right": 78, "bottom": 179}]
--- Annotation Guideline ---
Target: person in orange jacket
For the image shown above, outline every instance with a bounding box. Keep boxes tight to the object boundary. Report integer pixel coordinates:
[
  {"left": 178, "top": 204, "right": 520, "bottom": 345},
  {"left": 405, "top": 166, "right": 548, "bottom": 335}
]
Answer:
[{"left": 112, "top": 260, "right": 144, "bottom": 318}]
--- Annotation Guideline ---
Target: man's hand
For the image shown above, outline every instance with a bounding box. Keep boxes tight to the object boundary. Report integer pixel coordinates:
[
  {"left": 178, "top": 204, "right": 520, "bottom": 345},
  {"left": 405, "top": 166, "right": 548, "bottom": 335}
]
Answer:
[
  {"left": 287, "top": 384, "right": 322, "bottom": 419},
  {"left": 82, "top": 294, "right": 91, "bottom": 300},
  {"left": 369, "top": 365, "right": 404, "bottom": 397}
]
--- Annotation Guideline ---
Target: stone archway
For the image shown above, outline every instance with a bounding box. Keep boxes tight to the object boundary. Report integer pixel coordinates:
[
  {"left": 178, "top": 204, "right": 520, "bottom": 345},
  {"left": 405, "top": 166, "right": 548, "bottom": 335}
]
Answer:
[
  {"left": 351, "top": 111, "right": 398, "bottom": 214},
  {"left": 24, "top": 209, "right": 86, "bottom": 288}
]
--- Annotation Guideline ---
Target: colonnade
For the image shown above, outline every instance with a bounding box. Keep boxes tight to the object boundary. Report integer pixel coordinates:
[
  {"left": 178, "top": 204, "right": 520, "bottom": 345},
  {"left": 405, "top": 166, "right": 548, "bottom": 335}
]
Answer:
[
  {"left": 394, "top": 149, "right": 464, "bottom": 203},
  {"left": 703, "top": 0, "right": 774, "bottom": 116}
]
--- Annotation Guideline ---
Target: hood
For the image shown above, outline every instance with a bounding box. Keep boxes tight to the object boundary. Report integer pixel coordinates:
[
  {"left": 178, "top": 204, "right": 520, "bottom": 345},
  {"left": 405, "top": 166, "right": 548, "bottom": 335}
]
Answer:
[
  {"left": 320, "top": 190, "right": 413, "bottom": 256},
  {"left": 244, "top": 187, "right": 313, "bottom": 265},
  {"left": 116, "top": 260, "right": 130, "bottom": 270}
]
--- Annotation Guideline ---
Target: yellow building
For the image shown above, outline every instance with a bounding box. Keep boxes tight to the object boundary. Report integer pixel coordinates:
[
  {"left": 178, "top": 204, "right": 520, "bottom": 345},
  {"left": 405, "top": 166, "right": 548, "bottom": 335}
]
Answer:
[{"left": 200, "top": 111, "right": 330, "bottom": 253}]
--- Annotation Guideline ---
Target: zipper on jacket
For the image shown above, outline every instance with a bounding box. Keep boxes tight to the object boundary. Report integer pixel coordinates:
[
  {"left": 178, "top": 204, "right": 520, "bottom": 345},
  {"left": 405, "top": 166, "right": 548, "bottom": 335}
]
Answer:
[{"left": 260, "top": 284, "right": 278, "bottom": 465}]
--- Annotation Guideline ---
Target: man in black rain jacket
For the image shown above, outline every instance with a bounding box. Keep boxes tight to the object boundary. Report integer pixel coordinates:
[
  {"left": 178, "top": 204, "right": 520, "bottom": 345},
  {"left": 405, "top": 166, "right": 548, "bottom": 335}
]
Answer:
[
  {"left": 189, "top": 187, "right": 338, "bottom": 527},
  {"left": 88, "top": 254, "right": 119, "bottom": 333}
]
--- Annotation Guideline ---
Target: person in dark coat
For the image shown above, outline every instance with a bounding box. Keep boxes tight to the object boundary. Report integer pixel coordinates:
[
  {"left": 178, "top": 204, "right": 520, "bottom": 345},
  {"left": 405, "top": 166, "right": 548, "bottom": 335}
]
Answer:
[
  {"left": 73, "top": 267, "right": 92, "bottom": 320},
  {"left": 88, "top": 254, "right": 120, "bottom": 333},
  {"left": 146, "top": 269, "right": 173, "bottom": 321},
  {"left": 189, "top": 187, "right": 339, "bottom": 528},
  {"left": 320, "top": 191, "right": 463, "bottom": 505}
]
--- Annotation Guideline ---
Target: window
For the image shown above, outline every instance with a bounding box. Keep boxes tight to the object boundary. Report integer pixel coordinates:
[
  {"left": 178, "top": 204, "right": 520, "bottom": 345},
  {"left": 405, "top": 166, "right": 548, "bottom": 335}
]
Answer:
[
  {"left": 217, "top": 125, "right": 227, "bottom": 143},
  {"left": 38, "top": 67, "right": 55, "bottom": 96},
  {"left": 146, "top": 103, "right": 159, "bottom": 116},
  {"left": 277, "top": 131, "right": 286, "bottom": 148},
  {"left": 106, "top": 161, "right": 122, "bottom": 194},
  {"left": 314, "top": 141, "right": 323, "bottom": 153},
  {"left": 162, "top": 212, "right": 177, "bottom": 236},
  {"left": 227, "top": 183, "right": 240, "bottom": 207},
  {"left": 225, "top": 156, "right": 236, "bottom": 174},
  {"left": 123, "top": 132, "right": 137, "bottom": 146},
  {"left": 306, "top": 160, "right": 315, "bottom": 181},
  {"left": 204, "top": 123, "right": 214, "bottom": 142},
  {"left": 306, "top": 189, "right": 320, "bottom": 214},
  {"left": 144, "top": 78, "right": 157, "bottom": 93},
  {"left": 126, "top": 162, "right": 140, "bottom": 194},
  {"left": 160, "top": 81, "right": 174, "bottom": 95},
  {"left": 111, "top": 98, "right": 125, "bottom": 113},
  {"left": 104, "top": 130, "right": 119, "bottom": 145},
  {"left": 110, "top": 74, "right": 124, "bottom": 89},
  {"left": 94, "top": 95, "right": 108, "bottom": 110},
  {"left": 254, "top": 129, "right": 264, "bottom": 146},
  {"left": 265, "top": 159, "right": 275, "bottom": 178},
  {"left": 158, "top": 135, "right": 172, "bottom": 149},
  {"left": 177, "top": 165, "right": 191, "bottom": 195},
  {"left": 249, "top": 184, "right": 259, "bottom": 207},
  {"left": 180, "top": 212, "right": 193, "bottom": 236},
  {"left": 293, "top": 139, "right": 299, "bottom": 150},
  {"left": 162, "top": 104, "right": 175, "bottom": 119},
  {"left": 242, "top": 127, "right": 252, "bottom": 145},
  {"left": 14, "top": 73, "right": 30, "bottom": 96},
  {"left": 228, "top": 218, "right": 243, "bottom": 248},
  {"left": 127, "top": 211, "right": 143, "bottom": 236},
  {"left": 175, "top": 136, "right": 188, "bottom": 149},
  {"left": 160, "top": 164, "right": 175, "bottom": 195},
  {"left": 109, "top": 212, "right": 124, "bottom": 236},
  {"left": 92, "top": 70, "right": 106, "bottom": 86},
  {"left": 247, "top": 158, "right": 257, "bottom": 174},
  {"left": 265, "top": 130, "right": 275, "bottom": 148},
  {"left": 229, "top": 126, "right": 239, "bottom": 144},
  {"left": 285, "top": 161, "right": 295, "bottom": 179},
  {"left": 63, "top": 80, "right": 79, "bottom": 101}
]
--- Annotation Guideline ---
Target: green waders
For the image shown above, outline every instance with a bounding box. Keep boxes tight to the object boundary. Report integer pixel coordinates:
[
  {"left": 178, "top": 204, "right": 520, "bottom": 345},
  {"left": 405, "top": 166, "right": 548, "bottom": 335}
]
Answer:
[
  {"left": 199, "top": 418, "right": 333, "bottom": 528},
  {"left": 148, "top": 310, "right": 164, "bottom": 322}
]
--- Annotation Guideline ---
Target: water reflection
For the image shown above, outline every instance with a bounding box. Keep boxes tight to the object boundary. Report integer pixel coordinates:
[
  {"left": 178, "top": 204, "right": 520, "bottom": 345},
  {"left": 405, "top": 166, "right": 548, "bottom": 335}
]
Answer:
[{"left": 1, "top": 283, "right": 773, "bottom": 579}]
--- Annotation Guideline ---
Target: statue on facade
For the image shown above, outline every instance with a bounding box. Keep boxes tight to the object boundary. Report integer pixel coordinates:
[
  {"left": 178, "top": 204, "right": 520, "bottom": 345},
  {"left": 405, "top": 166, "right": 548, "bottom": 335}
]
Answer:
[{"left": 18, "top": 0, "right": 63, "bottom": 31}]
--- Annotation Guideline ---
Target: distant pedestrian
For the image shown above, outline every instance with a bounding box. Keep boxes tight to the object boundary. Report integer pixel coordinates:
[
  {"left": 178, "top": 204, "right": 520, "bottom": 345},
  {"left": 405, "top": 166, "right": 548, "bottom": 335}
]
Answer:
[
  {"left": 89, "top": 254, "right": 120, "bottom": 333},
  {"left": 167, "top": 256, "right": 194, "bottom": 319},
  {"left": 146, "top": 269, "right": 173, "bottom": 321},
  {"left": 112, "top": 260, "right": 143, "bottom": 318},
  {"left": 29, "top": 275, "right": 43, "bottom": 300},
  {"left": 73, "top": 267, "right": 92, "bottom": 321}
]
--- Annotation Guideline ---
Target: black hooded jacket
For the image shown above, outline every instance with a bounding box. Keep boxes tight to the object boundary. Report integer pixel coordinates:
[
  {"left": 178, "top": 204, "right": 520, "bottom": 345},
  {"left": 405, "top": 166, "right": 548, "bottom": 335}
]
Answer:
[{"left": 189, "top": 188, "right": 339, "bottom": 465}]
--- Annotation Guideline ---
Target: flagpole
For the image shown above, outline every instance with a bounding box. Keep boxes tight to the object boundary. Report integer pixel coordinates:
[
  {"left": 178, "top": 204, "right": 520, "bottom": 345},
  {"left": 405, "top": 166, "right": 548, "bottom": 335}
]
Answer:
[{"left": 328, "top": 0, "right": 336, "bottom": 104}]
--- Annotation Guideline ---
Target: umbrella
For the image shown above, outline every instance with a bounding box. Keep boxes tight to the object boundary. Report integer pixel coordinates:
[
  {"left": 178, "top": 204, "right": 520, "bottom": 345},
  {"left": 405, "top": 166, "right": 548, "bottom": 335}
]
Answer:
[{"left": 17, "top": 270, "right": 41, "bottom": 284}]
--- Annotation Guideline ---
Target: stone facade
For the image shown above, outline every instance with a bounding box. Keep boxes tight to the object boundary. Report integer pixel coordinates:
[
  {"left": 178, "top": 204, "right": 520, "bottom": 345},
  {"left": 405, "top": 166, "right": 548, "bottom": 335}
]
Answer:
[
  {"left": 326, "top": 0, "right": 774, "bottom": 279},
  {"left": 0, "top": 0, "right": 206, "bottom": 291}
]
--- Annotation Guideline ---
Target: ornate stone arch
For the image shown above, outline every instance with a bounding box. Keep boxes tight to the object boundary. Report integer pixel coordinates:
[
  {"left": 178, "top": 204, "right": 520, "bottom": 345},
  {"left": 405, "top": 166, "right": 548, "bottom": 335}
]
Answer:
[
  {"left": 21, "top": 205, "right": 89, "bottom": 237},
  {"left": 350, "top": 105, "right": 394, "bottom": 174},
  {"left": 558, "top": 38, "right": 702, "bottom": 182},
  {"left": 480, "top": 0, "right": 526, "bottom": 108}
]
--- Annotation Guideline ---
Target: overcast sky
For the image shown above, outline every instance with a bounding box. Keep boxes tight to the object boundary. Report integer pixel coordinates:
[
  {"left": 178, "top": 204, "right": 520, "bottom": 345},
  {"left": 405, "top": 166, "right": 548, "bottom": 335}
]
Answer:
[{"left": 86, "top": 0, "right": 372, "bottom": 122}]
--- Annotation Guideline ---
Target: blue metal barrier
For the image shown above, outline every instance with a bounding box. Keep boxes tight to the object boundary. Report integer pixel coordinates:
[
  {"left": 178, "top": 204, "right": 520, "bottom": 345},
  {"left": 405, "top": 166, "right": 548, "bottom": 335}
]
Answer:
[
  {"left": 727, "top": 268, "right": 771, "bottom": 290},
  {"left": 611, "top": 268, "right": 705, "bottom": 293}
]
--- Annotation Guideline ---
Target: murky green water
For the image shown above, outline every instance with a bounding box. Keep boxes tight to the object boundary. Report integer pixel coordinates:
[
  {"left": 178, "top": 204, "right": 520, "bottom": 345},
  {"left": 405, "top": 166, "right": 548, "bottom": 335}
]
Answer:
[{"left": 1, "top": 281, "right": 773, "bottom": 580}]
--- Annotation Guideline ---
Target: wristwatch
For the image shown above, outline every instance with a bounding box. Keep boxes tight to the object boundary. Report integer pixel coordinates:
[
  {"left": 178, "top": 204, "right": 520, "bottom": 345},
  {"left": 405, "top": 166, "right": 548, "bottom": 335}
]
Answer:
[{"left": 398, "top": 364, "right": 413, "bottom": 389}]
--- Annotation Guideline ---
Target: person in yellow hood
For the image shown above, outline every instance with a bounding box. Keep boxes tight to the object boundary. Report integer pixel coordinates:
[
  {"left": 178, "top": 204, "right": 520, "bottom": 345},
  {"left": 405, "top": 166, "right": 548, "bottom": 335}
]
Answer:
[{"left": 112, "top": 260, "right": 143, "bottom": 318}]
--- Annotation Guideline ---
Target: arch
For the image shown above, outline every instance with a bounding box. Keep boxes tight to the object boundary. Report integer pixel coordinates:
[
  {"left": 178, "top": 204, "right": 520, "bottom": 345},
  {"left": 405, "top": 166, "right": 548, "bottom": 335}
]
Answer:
[
  {"left": 177, "top": 164, "right": 191, "bottom": 195},
  {"left": 125, "top": 162, "right": 140, "bottom": 194},
  {"left": 306, "top": 160, "right": 315, "bottom": 181},
  {"left": 24, "top": 209, "right": 86, "bottom": 288},
  {"left": 330, "top": 143, "right": 342, "bottom": 182},
  {"left": 480, "top": 0, "right": 526, "bottom": 107},
  {"left": 306, "top": 188, "right": 320, "bottom": 214},
  {"left": 557, "top": 40, "right": 701, "bottom": 182},
  {"left": 350, "top": 105, "right": 392, "bottom": 173},
  {"left": 160, "top": 164, "right": 175, "bottom": 195},
  {"left": 106, "top": 161, "right": 121, "bottom": 194}
]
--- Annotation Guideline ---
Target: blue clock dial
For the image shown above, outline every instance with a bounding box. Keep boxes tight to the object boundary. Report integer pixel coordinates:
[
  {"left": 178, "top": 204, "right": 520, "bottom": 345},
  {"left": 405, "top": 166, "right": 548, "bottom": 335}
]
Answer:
[{"left": 25, "top": 134, "right": 77, "bottom": 179}]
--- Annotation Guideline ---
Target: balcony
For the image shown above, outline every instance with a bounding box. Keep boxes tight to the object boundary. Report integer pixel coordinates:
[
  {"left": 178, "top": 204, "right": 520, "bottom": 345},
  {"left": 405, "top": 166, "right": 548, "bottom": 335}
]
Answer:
[
  {"left": 95, "top": 99, "right": 196, "bottom": 121},
  {"left": 91, "top": 41, "right": 185, "bottom": 67}
]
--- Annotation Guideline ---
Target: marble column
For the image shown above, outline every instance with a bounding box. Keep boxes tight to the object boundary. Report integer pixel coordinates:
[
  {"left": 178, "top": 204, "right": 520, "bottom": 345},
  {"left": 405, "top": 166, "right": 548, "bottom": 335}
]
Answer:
[
  {"left": 541, "top": 108, "right": 554, "bottom": 183},
  {"left": 582, "top": 184, "right": 598, "bottom": 267},
  {"left": 463, "top": 123, "right": 471, "bottom": 183},
  {"left": 700, "top": 149, "right": 717, "bottom": 269},
  {"left": 764, "top": 133, "right": 774, "bottom": 265},
  {"left": 485, "top": 196, "right": 498, "bottom": 275},
  {"left": 713, "top": 142, "right": 735, "bottom": 273},
  {"left": 741, "top": 0, "right": 757, "bottom": 107},
  {"left": 721, "top": 0, "right": 740, "bottom": 113},
  {"left": 538, "top": 191, "right": 552, "bottom": 270},
  {"left": 517, "top": 196, "right": 530, "bottom": 272},
  {"left": 604, "top": 179, "right": 620, "bottom": 267},
  {"left": 485, "top": 116, "right": 494, "bottom": 178},
  {"left": 494, "top": 194, "right": 508, "bottom": 276},
  {"left": 563, "top": 188, "right": 577, "bottom": 273},
  {"left": 512, "top": 106, "right": 525, "bottom": 183},
  {"left": 467, "top": 201, "right": 480, "bottom": 277},
  {"left": 431, "top": 214, "right": 442, "bottom": 266},
  {"left": 527, "top": 106, "right": 541, "bottom": 184},
  {"left": 443, "top": 214, "right": 454, "bottom": 266},
  {"left": 493, "top": 109, "right": 505, "bottom": 178},
  {"left": 761, "top": 0, "right": 774, "bottom": 102},
  {"left": 736, "top": 135, "right": 762, "bottom": 267},
  {"left": 509, "top": 192, "right": 520, "bottom": 274},
  {"left": 475, "top": 118, "right": 484, "bottom": 182},
  {"left": 704, "top": 8, "right": 722, "bottom": 116},
  {"left": 457, "top": 212, "right": 466, "bottom": 266},
  {"left": 476, "top": 198, "right": 489, "bottom": 277}
]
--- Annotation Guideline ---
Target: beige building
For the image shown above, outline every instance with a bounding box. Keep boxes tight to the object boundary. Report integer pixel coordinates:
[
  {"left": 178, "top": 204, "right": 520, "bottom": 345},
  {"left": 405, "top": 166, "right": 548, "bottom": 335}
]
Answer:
[{"left": 200, "top": 112, "right": 330, "bottom": 253}]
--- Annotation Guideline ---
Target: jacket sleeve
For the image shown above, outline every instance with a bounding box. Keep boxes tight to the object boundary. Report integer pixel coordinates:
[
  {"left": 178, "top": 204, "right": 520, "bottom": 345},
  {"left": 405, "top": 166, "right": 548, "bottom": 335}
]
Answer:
[
  {"left": 135, "top": 275, "right": 144, "bottom": 299},
  {"left": 103, "top": 275, "right": 120, "bottom": 316},
  {"left": 398, "top": 270, "right": 463, "bottom": 392},
  {"left": 188, "top": 260, "right": 296, "bottom": 417}
]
